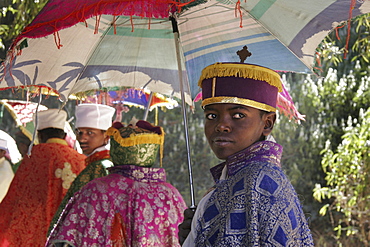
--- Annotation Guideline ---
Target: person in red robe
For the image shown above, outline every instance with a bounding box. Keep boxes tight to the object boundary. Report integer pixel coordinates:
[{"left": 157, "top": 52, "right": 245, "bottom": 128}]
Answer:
[{"left": 0, "top": 109, "right": 86, "bottom": 246}]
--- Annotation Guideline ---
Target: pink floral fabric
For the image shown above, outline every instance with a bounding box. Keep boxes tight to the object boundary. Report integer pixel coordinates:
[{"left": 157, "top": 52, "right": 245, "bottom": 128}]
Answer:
[{"left": 47, "top": 165, "right": 187, "bottom": 247}]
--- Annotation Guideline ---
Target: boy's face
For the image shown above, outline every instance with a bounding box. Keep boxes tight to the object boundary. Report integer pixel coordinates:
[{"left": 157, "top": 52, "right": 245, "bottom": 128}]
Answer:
[
  {"left": 204, "top": 103, "right": 274, "bottom": 160},
  {"left": 76, "top": 127, "right": 108, "bottom": 155}
]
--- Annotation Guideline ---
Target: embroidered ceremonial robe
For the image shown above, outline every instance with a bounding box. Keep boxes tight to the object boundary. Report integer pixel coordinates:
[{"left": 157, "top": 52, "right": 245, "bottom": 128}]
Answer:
[
  {"left": 48, "top": 149, "right": 113, "bottom": 235},
  {"left": 191, "top": 141, "right": 314, "bottom": 246},
  {"left": 47, "top": 165, "right": 187, "bottom": 247},
  {"left": 0, "top": 138, "right": 86, "bottom": 247}
]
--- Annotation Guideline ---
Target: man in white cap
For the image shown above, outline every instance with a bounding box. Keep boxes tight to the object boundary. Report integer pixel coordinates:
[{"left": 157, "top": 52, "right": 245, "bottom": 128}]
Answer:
[
  {"left": 0, "top": 109, "right": 86, "bottom": 247},
  {"left": 0, "top": 139, "right": 14, "bottom": 203},
  {"left": 48, "top": 103, "right": 115, "bottom": 234}
]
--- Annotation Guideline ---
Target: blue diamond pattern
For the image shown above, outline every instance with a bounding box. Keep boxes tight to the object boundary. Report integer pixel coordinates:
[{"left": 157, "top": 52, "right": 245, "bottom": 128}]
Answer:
[
  {"left": 288, "top": 208, "right": 298, "bottom": 230},
  {"left": 232, "top": 178, "right": 244, "bottom": 195},
  {"left": 230, "top": 212, "right": 246, "bottom": 230},
  {"left": 203, "top": 203, "right": 219, "bottom": 222},
  {"left": 208, "top": 229, "right": 219, "bottom": 245},
  {"left": 273, "top": 226, "right": 288, "bottom": 245},
  {"left": 259, "top": 175, "right": 278, "bottom": 194}
]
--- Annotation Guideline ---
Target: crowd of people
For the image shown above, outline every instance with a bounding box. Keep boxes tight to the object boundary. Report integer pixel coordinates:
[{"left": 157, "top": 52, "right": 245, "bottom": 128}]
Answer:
[{"left": 0, "top": 62, "right": 314, "bottom": 246}]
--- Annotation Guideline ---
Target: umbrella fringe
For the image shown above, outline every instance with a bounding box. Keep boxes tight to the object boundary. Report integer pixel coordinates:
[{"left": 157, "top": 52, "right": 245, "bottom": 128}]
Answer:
[
  {"left": 53, "top": 32, "right": 63, "bottom": 49},
  {"left": 234, "top": 0, "right": 243, "bottom": 28}
]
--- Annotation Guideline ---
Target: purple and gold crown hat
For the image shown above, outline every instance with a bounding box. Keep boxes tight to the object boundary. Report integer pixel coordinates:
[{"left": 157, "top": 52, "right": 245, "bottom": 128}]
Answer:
[{"left": 198, "top": 62, "right": 283, "bottom": 112}]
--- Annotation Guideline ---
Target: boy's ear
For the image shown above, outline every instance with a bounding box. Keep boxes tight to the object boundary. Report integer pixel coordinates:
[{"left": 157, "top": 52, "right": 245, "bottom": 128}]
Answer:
[{"left": 262, "top": 112, "right": 276, "bottom": 136}]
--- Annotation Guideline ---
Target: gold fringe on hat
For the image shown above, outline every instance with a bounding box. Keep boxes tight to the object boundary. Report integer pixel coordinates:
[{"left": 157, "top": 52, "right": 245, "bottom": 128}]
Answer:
[
  {"left": 198, "top": 63, "right": 282, "bottom": 92},
  {"left": 106, "top": 126, "right": 165, "bottom": 166}
]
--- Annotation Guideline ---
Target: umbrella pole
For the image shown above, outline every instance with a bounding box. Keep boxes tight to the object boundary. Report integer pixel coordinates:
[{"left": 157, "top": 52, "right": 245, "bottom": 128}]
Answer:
[{"left": 171, "top": 16, "right": 196, "bottom": 209}]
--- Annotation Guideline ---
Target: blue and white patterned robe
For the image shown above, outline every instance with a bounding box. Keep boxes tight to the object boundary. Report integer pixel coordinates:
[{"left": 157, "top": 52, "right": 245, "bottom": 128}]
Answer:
[{"left": 193, "top": 141, "right": 314, "bottom": 246}]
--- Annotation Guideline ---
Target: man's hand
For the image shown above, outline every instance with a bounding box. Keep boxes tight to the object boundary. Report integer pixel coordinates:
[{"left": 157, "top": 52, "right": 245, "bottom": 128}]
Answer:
[{"left": 178, "top": 207, "right": 196, "bottom": 245}]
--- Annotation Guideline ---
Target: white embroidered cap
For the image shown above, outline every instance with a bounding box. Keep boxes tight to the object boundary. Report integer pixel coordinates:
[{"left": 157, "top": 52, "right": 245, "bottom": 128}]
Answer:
[
  {"left": 34, "top": 109, "right": 67, "bottom": 130},
  {"left": 0, "top": 138, "right": 8, "bottom": 153},
  {"left": 75, "top": 104, "right": 115, "bottom": 130}
]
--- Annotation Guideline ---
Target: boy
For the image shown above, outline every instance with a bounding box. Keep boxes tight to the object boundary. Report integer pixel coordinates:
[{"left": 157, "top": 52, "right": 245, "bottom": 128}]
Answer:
[
  {"left": 48, "top": 103, "right": 115, "bottom": 233},
  {"left": 180, "top": 63, "right": 314, "bottom": 246}
]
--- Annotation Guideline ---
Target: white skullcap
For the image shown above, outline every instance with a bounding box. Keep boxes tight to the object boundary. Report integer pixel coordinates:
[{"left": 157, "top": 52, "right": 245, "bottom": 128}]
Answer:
[
  {"left": 34, "top": 109, "right": 67, "bottom": 130},
  {"left": 0, "top": 139, "right": 8, "bottom": 153},
  {"left": 75, "top": 104, "right": 115, "bottom": 130}
]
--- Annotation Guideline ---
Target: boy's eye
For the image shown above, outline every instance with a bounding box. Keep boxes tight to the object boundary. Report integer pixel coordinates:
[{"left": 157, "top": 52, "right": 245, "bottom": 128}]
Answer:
[
  {"left": 205, "top": 113, "right": 216, "bottom": 120},
  {"left": 233, "top": 113, "right": 245, "bottom": 119}
]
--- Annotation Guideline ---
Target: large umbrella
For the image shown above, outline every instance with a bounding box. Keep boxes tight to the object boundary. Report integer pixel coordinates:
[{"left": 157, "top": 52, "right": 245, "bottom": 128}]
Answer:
[
  {"left": 0, "top": 99, "right": 81, "bottom": 152},
  {"left": 0, "top": 0, "right": 199, "bottom": 207},
  {"left": 0, "top": 99, "right": 48, "bottom": 141},
  {"left": 1, "top": 0, "right": 369, "bottom": 206},
  {"left": 1, "top": 0, "right": 370, "bottom": 99}
]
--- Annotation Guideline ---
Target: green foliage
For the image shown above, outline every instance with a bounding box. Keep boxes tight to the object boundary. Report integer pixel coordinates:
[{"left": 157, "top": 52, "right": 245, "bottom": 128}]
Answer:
[
  {"left": 314, "top": 107, "right": 370, "bottom": 245},
  {"left": 274, "top": 14, "right": 369, "bottom": 244},
  {"left": 314, "top": 13, "right": 370, "bottom": 78},
  {"left": 309, "top": 12, "right": 370, "bottom": 246},
  {"left": 0, "top": 0, "right": 48, "bottom": 60}
]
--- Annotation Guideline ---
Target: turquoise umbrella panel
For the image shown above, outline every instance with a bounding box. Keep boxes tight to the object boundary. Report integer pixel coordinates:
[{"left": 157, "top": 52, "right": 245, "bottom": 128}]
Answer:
[{"left": 72, "top": 16, "right": 191, "bottom": 103}]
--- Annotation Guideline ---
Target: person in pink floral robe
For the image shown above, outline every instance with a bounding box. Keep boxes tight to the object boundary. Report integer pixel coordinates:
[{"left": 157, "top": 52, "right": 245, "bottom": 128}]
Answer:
[{"left": 47, "top": 120, "right": 187, "bottom": 247}]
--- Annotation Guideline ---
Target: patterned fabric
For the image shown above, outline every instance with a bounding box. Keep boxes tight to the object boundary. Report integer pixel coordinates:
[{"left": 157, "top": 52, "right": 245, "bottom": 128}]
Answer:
[
  {"left": 47, "top": 165, "right": 187, "bottom": 247},
  {"left": 193, "top": 141, "right": 314, "bottom": 246},
  {"left": 0, "top": 138, "right": 86, "bottom": 246},
  {"left": 107, "top": 122, "right": 164, "bottom": 167},
  {"left": 48, "top": 149, "right": 113, "bottom": 235},
  {"left": 110, "top": 140, "right": 159, "bottom": 167},
  {"left": 85, "top": 149, "right": 111, "bottom": 164}
]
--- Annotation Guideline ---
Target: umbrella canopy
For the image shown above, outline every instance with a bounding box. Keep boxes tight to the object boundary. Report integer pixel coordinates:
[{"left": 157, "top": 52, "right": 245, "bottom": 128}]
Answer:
[
  {"left": 0, "top": 99, "right": 48, "bottom": 141},
  {"left": 76, "top": 88, "right": 179, "bottom": 111},
  {"left": 0, "top": 99, "right": 80, "bottom": 151},
  {"left": 1, "top": 0, "right": 370, "bottom": 100}
]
